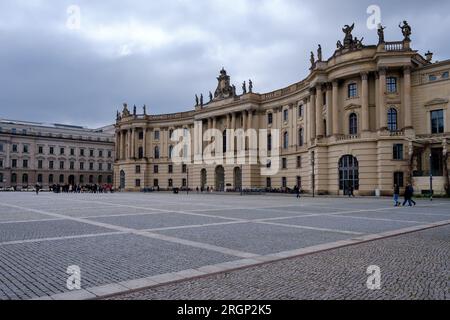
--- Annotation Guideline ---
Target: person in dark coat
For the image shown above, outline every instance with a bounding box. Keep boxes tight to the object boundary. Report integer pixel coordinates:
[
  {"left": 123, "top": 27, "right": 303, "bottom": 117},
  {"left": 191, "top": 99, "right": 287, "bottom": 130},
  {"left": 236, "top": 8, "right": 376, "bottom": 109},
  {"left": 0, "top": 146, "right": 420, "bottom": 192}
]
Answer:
[{"left": 393, "top": 184, "right": 400, "bottom": 207}]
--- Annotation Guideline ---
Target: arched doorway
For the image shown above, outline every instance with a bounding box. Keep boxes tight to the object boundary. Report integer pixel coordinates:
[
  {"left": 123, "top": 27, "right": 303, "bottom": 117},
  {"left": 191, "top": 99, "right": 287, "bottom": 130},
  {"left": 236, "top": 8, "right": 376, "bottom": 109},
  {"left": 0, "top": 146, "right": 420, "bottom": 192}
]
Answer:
[
  {"left": 233, "top": 167, "right": 242, "bottom": 191},
  {"left": 215, "top": 166, "right": 225, "bottom": 192},
  {"left": 200, "top": 169, "right": 207, "bottom": 189},
  {"left": 119, "top": 170, "right": 125, "bottom": 189},
  {"left": 68, "top": 175, "right": 75, "bottom": 185},
  {"left": 339, "top": 155, "right": 359, "bottom": 195}
]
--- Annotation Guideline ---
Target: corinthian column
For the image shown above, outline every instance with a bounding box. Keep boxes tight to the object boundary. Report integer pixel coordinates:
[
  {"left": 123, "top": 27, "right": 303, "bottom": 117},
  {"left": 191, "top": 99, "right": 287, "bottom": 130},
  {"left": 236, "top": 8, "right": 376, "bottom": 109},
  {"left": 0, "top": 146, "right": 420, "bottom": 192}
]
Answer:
[
  {"left": 403, "top": 66, "right": 412, "bottom": 129},
  {"left": 315, "top": 84, "right": 324, "bottom": 138},
  {"left": 309, "top": 89, "right": 317, "bottom": 141},
  {"left": 332, "top": 81, "right": 340, "bottom": 136},
  {"left": 378, "top": 68, "right": 387, "bottom": 130},
  {"left": 361, "top": 72, "right": 370, "bottom": 132}
]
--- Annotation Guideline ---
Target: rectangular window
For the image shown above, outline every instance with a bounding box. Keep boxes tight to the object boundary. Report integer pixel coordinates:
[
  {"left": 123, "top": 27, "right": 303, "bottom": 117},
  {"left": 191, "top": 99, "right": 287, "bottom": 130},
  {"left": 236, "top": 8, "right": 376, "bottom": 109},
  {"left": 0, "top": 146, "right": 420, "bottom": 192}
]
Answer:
[
  {"left": 431, "top": 110, "right": 444, "bottom": 134},
  {"left": 153, "top": 179, "right": 159, "bottom": 187},
  {"left": 168, "top": 179, "right": 173, "bottom": 187},
  {"left": 89, "top": 162, "right": 94, "bottom": 171},
  {"left": 70, "top": 162, "right": 75, "bottom": 170},
  {"left": 182, "top": 164, "right": 187, "bottom": 173},
  {"left": 0, "top": 159, "right": 3, "bottom": 168},
  {"left": 99, "top": 150, "right": 103, "bottom": 158},
  {"left": 38, "top": 146, "right": 43, "bottom": 154},
  {"left": 49, "top": 147, "right": 54, "bottom": 155},
  {"left": 154, "top": 165, "right": 159, "bottom": 174},
  {"left": 268, "top": 113, "right": 273, "bottom": 125},
  {"left": 80, "top": 162, "right": 84, "bottom": 170},
  {"left": 49, "top": 161, "right": 54, "bottom": 169},
  {"left": 60, "top": 161, "right": 65, "bottom": 169},
  {"left": 282, "top": 158, "right": 287, "bottom": 169},
  {"left": 60, "top": 147, "right": 65, "bottom": 155},
  {"left": 99, "top": 163, "right": 103, "bottom": 171},
  {"left": 90, "top": 150, "right": 94, "bottom": 157},
  {"left": 12, "top": 144, "right": 18, "bottom": 153},
  {"left": 297, "top": 156, "right": 302, "bottom": 168},
  {"left": 80, "top": 149, "right": 85, "bottom": 156},
  {"left": 154, "top": 130, "right": 160, "bottom": 140},
  {"left": 70, "top": 148, "right": 75, "bottom": 156},
  {"left": 266, "top": 177, "right": 272, "bottom": 188},
  {"left": 38, "top": 160, "right": 43, "bottom": 169},
  {"left": 107, "top": 163, "right": 112, "bottom": 171},
  {"left": 168, "top": 165, "right": 173, "bottom": 174},
  {"left": 283, "top": 109, "right": 289, "bottom": 122},
  {"left": 23, "top": 145, "right": 29, "bottom": 153},
  {"left": 108, "top": 150, "right": 112, "bottom": 158},
  {"left": 182, "top": 179, "right": 187, "bottom": 187},
  {"left": 139, "top": 131, "right": 144, "bottom": 140},
  {"left": 135, "top": 179, "right": 141, "bottom": 187},
  {"left": 23, "top": 160, "right": 28, "bottom": 168},
  {"left": 393, "top": 144, "right": 404, "bottom": 160},
  {"left": 135, "top": 165, "right": 141, "bottom": 174},
  {"left": 282, "top": 177, "right": 287, "bottom": 188},
  {"left": 12, "top": 159, "right": 17, "bottom": 168},
  {"left": 394, "top": 172, "right": 404, "bottom": 188},
  {"left": 298, "top": 105, "right": 304, "bottom": 118},
  {"left": 348, "top": 83, "right": 358, "bottom": 98},
  {"left": 386, "top": 77, "right": 397, "bottom": 93},
  {"left": 0, "top": 144, "right": 3, "bottom": 152}
]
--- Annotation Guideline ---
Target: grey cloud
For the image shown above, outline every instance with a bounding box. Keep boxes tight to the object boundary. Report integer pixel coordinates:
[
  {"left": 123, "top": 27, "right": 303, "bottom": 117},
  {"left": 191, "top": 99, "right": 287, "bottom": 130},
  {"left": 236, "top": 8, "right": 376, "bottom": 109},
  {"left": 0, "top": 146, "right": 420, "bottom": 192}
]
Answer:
[{"left": 0, "top": 0, "right": 449, "bottom": 127}]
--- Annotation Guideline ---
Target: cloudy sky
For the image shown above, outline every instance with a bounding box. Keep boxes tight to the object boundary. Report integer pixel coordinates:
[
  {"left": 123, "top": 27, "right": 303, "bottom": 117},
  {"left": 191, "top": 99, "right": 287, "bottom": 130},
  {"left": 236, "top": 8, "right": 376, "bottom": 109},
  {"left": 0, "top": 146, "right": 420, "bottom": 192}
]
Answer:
[{"left": 1, "top": 0, "right": 449, "bottom": 128}]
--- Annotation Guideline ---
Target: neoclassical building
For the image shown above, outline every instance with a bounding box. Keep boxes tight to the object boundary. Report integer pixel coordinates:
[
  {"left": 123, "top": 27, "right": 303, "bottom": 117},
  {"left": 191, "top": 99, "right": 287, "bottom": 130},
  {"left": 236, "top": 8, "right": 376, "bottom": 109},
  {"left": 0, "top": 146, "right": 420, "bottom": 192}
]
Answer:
[
  {"left": 0, "top": 119, "right": 115, "bottom": 190},
  {"left": 114, "top": 23, "right": 450, "bottom": 196}
]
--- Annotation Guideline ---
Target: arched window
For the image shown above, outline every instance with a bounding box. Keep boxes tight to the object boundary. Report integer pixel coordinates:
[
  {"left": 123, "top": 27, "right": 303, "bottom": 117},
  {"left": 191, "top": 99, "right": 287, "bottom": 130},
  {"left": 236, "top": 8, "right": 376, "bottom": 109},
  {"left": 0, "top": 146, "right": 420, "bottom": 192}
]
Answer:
[
  {"left": 59, "top": 174, "right": 64, "bottom": 184},
  {"left": 37, "top": 174, "right": 43, "bottom": 183},
  {"left": 283, "top": 132, "right": 289, "bottom": 149},
  {"left": 49, "top": 174, "right": 54, "bottom": 184},
  {"left": 11, "top": 173, "right": 17, "bottom": 183},
  {"left": 22, "top": 174, "right": 28, "bottom": 184},
  {"left": 349, "top": 113, "right": 358, "bottom": 135},
  {"left": 154, "top": 146, "right": 160, "bottom": 159},
  {"left": 298, "top": 128, "right": 304, "bottom": 147},
  {"left": 387, "top": 108, "right": 398, "bottom": 132}
]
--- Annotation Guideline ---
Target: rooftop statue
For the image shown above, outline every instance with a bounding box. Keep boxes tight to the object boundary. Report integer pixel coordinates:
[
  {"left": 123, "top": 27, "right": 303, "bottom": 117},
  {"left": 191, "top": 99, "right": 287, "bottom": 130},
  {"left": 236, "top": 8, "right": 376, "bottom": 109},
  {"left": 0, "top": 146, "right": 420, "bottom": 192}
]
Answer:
[
  {"left": 242, "top": 81, "right": 247, "bottom": 94},
  {"left": 377, "top": 24, "right": 386, "bottom": 44},
  {"left": 195, "top": 94, "right": 199, "bottom": 106},
  {"left": 122, "top": 103, "right": 130, "bottom": 117},
  {"left": 214, "top": 68, "right": 234, "bottom": 99},
  {"left": 399, "top": 20, "right": 412, "bottom": 41},
  {"left": 310, "top": 51, "right": 315, "bottom": 66},
  {"left": 342, "top": 23, "right": 355, "bottom": 47},
  {"left": 317, "top": 45, "right": 323, "bottom": 61},
  {"left": 249, "top": 79, "right": 253, "bottom": 93}
]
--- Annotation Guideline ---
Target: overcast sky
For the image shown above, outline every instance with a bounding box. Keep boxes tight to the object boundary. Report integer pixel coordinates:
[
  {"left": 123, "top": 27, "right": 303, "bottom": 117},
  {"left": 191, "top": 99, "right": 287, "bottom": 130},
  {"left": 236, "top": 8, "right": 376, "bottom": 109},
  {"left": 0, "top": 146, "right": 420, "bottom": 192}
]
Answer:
[{"left": 1, "top": 0, "right": 449, "bottom": 128}]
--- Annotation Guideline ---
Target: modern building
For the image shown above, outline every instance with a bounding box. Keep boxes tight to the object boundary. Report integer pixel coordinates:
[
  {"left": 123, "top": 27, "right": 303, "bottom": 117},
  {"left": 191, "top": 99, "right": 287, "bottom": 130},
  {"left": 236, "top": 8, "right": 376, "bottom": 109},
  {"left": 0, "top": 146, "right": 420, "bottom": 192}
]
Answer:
[
  {"left": 114, "top": 22, "right": 450, "bottom": 196},
  {"left": 0, "top": 119, "right": 115, "bottom": 190}
]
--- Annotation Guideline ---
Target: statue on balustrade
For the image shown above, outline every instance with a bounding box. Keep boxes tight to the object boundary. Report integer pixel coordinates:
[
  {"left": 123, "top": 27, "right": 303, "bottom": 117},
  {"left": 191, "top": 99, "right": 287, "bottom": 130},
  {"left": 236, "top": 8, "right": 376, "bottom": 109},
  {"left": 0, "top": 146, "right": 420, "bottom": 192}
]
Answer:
[
  {"left": 317, "top": 45, "right": 322, "bottom": 61},
  {"left": 399, "top": 21, "right": 412, "bottom": 41},
  {"left": 249, "top": 79, "right": 253, "bottom": 93},
  {"left": 242, "top": 81, "right": 247, "bottom": 94},
  {"left": 122, "top": 103, "right": 130, "bottom": 117},
  {"left": 133, "top": 105, "right": 137, "bottom": 116},
  {"left": 377, "top": 24, "right": 386, "bottom": 44},
  {"left": 195, "top": 94, "right": 199, "bottom": 106}
]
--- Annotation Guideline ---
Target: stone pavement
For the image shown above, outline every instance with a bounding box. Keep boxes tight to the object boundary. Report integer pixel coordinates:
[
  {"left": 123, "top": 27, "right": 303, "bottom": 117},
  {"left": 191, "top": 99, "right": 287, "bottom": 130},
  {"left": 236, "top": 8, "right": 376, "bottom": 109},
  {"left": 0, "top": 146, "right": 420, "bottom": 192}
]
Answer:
[
  {"left": 0, "top": 192, "right": 449, "bottom": 300},
  {"left": 107, "top": 225, "right": 450, "bottom": 300}
]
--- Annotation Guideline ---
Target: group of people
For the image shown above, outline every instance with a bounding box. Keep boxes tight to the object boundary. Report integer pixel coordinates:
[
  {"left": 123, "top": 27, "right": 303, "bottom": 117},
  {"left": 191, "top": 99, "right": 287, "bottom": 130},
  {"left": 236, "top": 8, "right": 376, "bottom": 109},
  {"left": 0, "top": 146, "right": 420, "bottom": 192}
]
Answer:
[
  {"left": 393, "top": 183, "right": 416, "bottom": 207},
  {"left": 35, "top": 183, "right": 114, "bottom": 195}
]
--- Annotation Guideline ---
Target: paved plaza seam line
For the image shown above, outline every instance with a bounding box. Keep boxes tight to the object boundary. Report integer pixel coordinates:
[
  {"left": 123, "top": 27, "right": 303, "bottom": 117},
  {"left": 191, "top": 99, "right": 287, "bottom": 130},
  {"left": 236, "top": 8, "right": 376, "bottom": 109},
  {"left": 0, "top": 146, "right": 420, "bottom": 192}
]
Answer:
[
  {"left": 0, "top": 202, "right": 257, "bottom": 259},
  {"left": 256, "top": 221, "right": 364, "bottom": 235}
]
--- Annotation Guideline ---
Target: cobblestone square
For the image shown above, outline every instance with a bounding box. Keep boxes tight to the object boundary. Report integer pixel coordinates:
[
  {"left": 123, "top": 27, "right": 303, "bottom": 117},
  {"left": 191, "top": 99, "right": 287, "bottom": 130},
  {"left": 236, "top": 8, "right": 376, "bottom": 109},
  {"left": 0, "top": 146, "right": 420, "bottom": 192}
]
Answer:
[{"left": 0, "top": 192, "right": 449, "bottom": 300}]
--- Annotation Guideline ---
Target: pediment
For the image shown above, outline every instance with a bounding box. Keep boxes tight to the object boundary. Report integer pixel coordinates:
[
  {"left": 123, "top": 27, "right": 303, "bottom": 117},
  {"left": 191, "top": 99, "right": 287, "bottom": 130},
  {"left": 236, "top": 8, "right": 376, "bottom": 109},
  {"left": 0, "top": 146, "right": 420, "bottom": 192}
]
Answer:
[
  {"left": 344, "top": 103, "right": 361, "bottom": 111},
  {"left": 424, "top": 98, "right": 448, "bottom": 107}
]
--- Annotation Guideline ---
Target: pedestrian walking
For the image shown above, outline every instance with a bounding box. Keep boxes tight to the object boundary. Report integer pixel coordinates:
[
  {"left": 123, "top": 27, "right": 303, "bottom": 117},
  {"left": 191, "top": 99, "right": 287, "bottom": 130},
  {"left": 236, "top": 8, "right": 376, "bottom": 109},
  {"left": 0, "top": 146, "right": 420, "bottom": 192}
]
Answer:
[
  {"left": 402, "top": 183, "right": 416, "bottom": 207},
  {"left": 393, "top": 184, "right": 400, "bottom": 206},
  {"left": 35, "top": 183, "right": 40, "bottom": 195}
]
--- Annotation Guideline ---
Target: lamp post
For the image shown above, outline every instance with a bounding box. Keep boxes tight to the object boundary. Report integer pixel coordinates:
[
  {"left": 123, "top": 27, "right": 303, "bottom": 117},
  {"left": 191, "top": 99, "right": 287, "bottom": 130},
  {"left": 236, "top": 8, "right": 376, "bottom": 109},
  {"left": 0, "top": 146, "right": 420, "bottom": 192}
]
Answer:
[
  {"left": 429, "top": 153, "right": 433, "bottom": 201},
  {"left": 240, "top": 164, "right": 243, "bottom": 196},
  {"left": 186, "top": 168, "right": 189, "bottom": 195},
  {"left": 311, "top": 151, "right": 315, "bottom": 198}
]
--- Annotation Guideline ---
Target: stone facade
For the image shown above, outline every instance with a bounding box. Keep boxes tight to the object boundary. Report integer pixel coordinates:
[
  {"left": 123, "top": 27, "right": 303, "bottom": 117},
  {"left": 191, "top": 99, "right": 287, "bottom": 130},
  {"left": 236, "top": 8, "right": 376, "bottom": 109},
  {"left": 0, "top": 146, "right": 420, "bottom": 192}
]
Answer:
[
  {"left": 0, "top": 119, "right": 115, "bottom": 189},
  {"left": 114, "top": 23, "right": 450, "bottom": 196}
]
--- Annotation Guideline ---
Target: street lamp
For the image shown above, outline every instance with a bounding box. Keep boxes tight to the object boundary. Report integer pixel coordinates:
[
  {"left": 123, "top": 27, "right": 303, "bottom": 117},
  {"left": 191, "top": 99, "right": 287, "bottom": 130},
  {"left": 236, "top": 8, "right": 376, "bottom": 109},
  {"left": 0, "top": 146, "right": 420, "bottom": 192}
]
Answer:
[
  {"left": 311, "top": 151, "right": 315, "bottom": 198},
  {"left": 429, "top": 153, "right": 433, "bottom": 201},
  {"left": 186, "top": 168, "right": 189, "bottom": 195}
]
